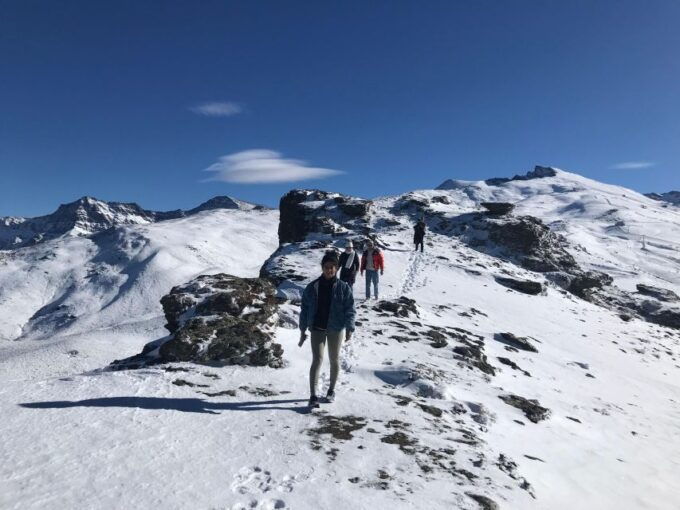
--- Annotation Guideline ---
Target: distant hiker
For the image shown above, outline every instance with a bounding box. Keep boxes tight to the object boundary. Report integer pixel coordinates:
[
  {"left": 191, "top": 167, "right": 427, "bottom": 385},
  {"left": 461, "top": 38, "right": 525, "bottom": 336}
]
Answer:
[
  {"left": 414, "top": 218, "right": 426, "bottom": 253},
  {"left": 338, "top": 240, "right": 359, "bottom": 291},
  {"left": 360, "top": 239, "right": 385, "bottom": 300},
  {"left": 298, "top": 251, "right": 356, "bottom": 408}
]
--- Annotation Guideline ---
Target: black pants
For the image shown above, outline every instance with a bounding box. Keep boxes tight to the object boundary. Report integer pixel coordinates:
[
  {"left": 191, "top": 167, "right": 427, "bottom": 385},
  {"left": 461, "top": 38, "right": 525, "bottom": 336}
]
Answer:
[{"left": 414, "top": 238, "right": 424, "bottom": 252}]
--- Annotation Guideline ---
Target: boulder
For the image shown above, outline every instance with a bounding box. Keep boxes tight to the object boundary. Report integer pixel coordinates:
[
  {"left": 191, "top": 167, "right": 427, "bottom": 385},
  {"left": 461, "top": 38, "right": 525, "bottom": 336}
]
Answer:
[
  {"left": 481, "top": 202, "right": 515, "bottom": 216},
  {"left": 494, "top": 276, "right": 543, "bottom": 295},
  {"left": 112, "top": 274, "right": 283, "bottom": 369},
  {"left": 494, "top": 332, "right": 538, "bottom": 353},
  {"left": 499, "top": 394, "right": 551, "bottom": 423},
  {"left": 636, "top": 284, "right": 679, "bottom": 302}
]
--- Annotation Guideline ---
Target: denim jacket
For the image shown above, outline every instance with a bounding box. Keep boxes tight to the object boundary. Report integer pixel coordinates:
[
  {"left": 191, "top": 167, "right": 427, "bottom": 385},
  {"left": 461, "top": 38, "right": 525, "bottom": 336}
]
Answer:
[{"left": 299, "top": 277, "right": 356, "bottom": 332}]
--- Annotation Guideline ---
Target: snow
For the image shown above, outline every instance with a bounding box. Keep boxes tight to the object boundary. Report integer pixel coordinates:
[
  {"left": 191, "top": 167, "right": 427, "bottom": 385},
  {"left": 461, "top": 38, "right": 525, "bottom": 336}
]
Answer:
[{"left": 2, "top": 173, "right": 680, "bottom": 509}]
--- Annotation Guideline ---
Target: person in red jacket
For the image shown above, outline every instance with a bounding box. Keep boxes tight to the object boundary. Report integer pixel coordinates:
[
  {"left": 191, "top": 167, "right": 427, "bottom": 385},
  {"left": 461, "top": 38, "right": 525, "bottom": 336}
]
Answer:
[{"left": 360, "top": 239, "right": 385, "bottom": 299}]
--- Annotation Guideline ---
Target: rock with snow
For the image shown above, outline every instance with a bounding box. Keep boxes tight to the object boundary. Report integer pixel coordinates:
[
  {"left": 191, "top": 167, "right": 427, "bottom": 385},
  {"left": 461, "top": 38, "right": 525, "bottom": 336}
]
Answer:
[
  {"left": 494, "top": 276, "right": 543, "bottom": 295},
  {"left": 645, "top": 190, "right": 680, "bottom": 206},
  {"left": 495, "top": 332, "right": 539, "bottom": 353},
  {"left": 499, "top": 394, "right": 551, "bottom": 423},
  {"left": 636, "top": 284, "right": 679, "bottom": 303},
  {"left": 481, "top": 202, "right": 515, "bottom": 216},
  {"left": 112, "top": 273, "right": 283, "bottom": 369}
]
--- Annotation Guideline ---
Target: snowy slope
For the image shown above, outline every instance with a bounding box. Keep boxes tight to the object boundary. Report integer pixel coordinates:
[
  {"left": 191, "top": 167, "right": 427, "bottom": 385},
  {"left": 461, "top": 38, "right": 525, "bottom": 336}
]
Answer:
[{"left": 2, "top": 171, "right": 680, "bottom": 510}]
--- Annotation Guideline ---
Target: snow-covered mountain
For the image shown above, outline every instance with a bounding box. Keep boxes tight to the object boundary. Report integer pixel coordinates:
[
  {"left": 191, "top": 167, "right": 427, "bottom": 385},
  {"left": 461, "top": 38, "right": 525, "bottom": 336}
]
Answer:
[
  {"left": 0, "top": 195, "right": 264, "bottom": 250},
  {"left": 646, "top": 190, "right": 680, "bottom": 207},
  {"left": 2, "top": 169, "right": 680, "bottom": 510}
]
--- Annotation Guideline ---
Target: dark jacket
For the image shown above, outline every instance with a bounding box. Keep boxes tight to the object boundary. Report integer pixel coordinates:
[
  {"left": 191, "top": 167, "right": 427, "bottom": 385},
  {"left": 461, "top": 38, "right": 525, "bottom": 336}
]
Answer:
[
  {"left": 299, "top": 277, "right": 355, "bottom": 332},
  {"left": 338, "top": 250, "right": 359, "bottom": 283},
  {"left": 414, "top": 221, "right": 426, "bottom": 241}
]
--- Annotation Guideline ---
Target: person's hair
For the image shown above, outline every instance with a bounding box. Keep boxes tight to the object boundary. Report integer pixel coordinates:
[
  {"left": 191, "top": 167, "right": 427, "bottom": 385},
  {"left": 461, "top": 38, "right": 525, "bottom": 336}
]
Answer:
[{"left": 321, "top": 250, "right": 339, "bottom": 267}]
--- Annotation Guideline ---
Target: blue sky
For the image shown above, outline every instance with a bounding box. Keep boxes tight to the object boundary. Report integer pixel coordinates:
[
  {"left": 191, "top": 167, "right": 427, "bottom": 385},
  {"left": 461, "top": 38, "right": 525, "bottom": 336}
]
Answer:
[{"left": 1, "top": 0, "right": 679, "bottom": 217}]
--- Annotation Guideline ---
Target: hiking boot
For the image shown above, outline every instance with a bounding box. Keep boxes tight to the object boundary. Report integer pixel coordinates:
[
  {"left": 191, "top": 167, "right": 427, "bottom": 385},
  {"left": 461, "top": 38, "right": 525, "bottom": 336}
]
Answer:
[
  {"left": 308, "top": 395, "right": 320, "bottom": 408},
  {"left": 324, "top": 390, "right": 335, "bottom": 403}
]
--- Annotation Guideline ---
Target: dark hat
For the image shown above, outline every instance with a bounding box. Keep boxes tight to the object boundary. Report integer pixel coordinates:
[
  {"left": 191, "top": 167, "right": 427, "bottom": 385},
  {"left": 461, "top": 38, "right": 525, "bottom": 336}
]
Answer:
[{"left": 321, "top": 250, "right": 340, "bottom": 267}]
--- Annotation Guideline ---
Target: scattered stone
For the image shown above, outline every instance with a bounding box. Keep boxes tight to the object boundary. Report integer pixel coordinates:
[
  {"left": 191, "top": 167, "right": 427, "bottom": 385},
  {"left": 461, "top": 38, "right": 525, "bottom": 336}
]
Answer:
[
  {"left": 495, "top": 332, "right": 538, "bottom": 353},
  {"left": 499, "top": 394, "right": 551, "bottom": 423},
  {"left": 381, "top": 431, "right": 418, "bottom": 454},
  {"left": 172, "top": 379, "right": 209, "bottom": 388},
  {"left": 374, "top": 297, "right": 419, "bottom": 318},
  {"left": 417, "top": 403, "right": 443, "bottom": 417},
  {"left": 566, "top": 416, "right": 582, "bottom": 423},
  {"left": 309, "top": 415, "right": 367, "bottom": 441},
  {"left": 200, "top": 389, "right": 237, "bottom": 397},
  {"left": 466, "top": 493, "right": 500, "bottom": 510},
  {"left": 453, "top": 345, "right": 496, "bottom": 376},
  {"left": 497, "top": 357, "right": 531, "bottom": 377}
]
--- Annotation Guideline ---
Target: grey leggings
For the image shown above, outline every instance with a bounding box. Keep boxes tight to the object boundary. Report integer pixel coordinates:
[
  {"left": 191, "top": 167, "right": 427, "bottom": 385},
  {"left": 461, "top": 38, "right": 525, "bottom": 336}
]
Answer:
[{"left": 309, "top": 329, "right": 345, "bottom": 396}]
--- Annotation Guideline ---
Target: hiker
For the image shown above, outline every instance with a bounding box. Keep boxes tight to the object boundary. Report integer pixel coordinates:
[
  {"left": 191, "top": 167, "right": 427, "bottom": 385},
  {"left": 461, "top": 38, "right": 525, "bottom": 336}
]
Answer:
[
  {"left": 338, "top": 240, "right": 359, "bottom": 291},
  {"left": 298, "top": 250, "right": 356, "bottom": 408},
  {"left": 414, "top": 218, "right": 426, "bottom": 253},
  {"left": 360, "top": 238, "right": 385, "bottom": 299}
]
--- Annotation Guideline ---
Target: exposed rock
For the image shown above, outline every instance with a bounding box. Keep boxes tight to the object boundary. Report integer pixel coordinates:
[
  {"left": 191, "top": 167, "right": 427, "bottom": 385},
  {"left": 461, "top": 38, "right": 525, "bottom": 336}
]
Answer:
[
  {"left": 645, "top": 190, "right": 680, "bottom": 206},
  {"left": 453, "top": 344, "right": 496, "bottom": 376},
  {"left": 466, "top": 493, "right": 499, "bottom": 510},
  {"left": 494, "top": 276, "right": 543, "bottom": 295},
  {"left": 481, "top": 202, "right": 515, "bottom": 216},
  {"left": 494, "top": 332, "right": 538, "bottom": 353},
  {"left": 636, "top": 284, "right": 679, "bottom": 303},
  {"left": 373, "top": 297, "right": 419, "bottom": 318},
  {"left": 111, "top": 274, "right": 283, "bottom": 369},
  {"left": 484, "top": 165, "right": 557, "bottom": 186},
  {"left": 497, "top": 357, "right": 531, "bottom": 377},
  {"left": 499, "top": 394, "right": 551, "bottom": 423},
  {"left": 277, "top": 189, "right": 371, "bottom": 244}
]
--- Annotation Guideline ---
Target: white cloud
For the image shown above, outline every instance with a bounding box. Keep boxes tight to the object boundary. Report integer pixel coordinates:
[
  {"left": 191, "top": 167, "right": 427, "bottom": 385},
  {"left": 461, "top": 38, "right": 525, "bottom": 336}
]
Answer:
[
  {"left": 202, "top": 149, "right": 344, "bottom": 184},
  {"left": 189, "top": 101, "right": 243, "bottom": 117},
  {"left": 609, "top": 161, "right": 656, "bottom": 170}
]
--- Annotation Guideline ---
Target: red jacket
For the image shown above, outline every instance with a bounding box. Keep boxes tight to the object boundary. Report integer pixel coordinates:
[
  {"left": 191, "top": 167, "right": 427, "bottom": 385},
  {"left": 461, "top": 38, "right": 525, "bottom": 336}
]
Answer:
[{"left": 361, "top": 249, "right": 385, "bottom": 271}]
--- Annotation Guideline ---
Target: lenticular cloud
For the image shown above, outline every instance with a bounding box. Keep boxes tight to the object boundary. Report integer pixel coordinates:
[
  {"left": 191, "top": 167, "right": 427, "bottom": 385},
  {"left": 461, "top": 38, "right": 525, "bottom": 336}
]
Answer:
[{"left": 202, "top": 149, "right": 344, "bottom": 184}]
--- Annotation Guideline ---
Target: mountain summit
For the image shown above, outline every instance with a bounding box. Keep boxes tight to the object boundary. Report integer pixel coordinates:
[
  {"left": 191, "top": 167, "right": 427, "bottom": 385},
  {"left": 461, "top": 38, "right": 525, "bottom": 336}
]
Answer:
[{"left": 0, "top": 195, "right": 264, "bottom": 249}]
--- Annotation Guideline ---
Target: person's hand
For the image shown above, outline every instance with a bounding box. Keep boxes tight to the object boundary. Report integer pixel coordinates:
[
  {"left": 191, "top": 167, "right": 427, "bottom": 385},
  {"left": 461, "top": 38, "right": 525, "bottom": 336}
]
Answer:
[
  {"left": 380, "top": 270, "right": 384, "bottom": 276},
  {"left": 298, "top": 331, "right": 307, "bottom": 347},
  {"left": 360, "top": 271, "right": 364, "bottom": 276},
  {"left": 346, "top": 330, "right": 353, "bottom": 342}
]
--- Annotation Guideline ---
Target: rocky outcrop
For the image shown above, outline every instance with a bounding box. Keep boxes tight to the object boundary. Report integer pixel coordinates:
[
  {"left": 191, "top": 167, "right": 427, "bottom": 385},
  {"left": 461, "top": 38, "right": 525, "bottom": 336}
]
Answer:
[
  {"left": 278, "top": 189, "right": 372, "bottom": 244},
  {"left": 494, "top": 277, "right": 543, "bottom": 295},
  {"left": 111, "top": 274, "right": 283, "bottom": 369},
  {"left": 636, "top": 284, "right": 679, "bottom": 303},
  {"left": 484, "top": 165, "right": 557, "bottom": 186},
  {"left": 0, "top": 195, "right": 262, "bottom": 250},
  {"left": 494, "top": 332, "right": 538, "bottom": 353},
  {"left": 481, "top": 202, "right": 515, "bottom": 216},
  {"left": 586, "top": 286, "right": 680, "bottom": 330},
  {"left": 499, "top": 394, "right": 551, "bottom": 423},
  {"left": 645, "top": 191, "right": 680, "bottom": 206}
]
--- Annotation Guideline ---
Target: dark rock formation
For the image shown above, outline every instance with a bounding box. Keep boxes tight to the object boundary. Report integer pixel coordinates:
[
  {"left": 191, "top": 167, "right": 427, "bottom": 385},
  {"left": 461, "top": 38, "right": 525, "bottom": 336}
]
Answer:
[
  {"left": 645, "top": 191, "right": 680, "bottom": 206},
  {"left": 499, "top": 394, "right": 551, "bottom": 423},
  {"left": 636, "top": 284, "right": 679, "bottom": 303},
  {"left": 494, "top": 276, "right": 543, "bottom": 295},
  {"left": 277, "top": 189, "right": 371, "bottom": 245},
  {"left": 494, "top": 332, "right": 538, "bottom": 353},
  {"left": 453, "top": 344, "right": 496, "bottom": 376},
  {"left": 484, "top": 165, "right": 557, "bottom": 186},
  {"left": 112, "top": 274, "right": 283, "bottom": 369},
  {"left": 481, "top": 202, "right": 515, "bottom": 216},
  {"left": 373, "top": 297, "right": 419, "bottom": 318}
]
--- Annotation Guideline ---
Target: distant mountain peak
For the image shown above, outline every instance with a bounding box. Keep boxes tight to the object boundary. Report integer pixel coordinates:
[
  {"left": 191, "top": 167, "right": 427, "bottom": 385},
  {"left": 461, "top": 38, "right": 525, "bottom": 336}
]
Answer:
[
  {"left": 437, "top": 165, "right": 558, "bottom": 190},
  {"left": 645, "top": 191, "right": 680, "bottom": 206}
]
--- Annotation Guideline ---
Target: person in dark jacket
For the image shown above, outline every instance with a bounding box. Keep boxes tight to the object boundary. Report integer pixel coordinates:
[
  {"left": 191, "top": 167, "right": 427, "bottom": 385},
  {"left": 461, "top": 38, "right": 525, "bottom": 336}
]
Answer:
[
  {"left": 414, "top": 218, "right": 426, "bottom": 253},
  {"left": 299, "top": 251, "right": 356, "bottom": 407},
  {"left": 338, "top": 240, "right": 359, "bottom": 291}
]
